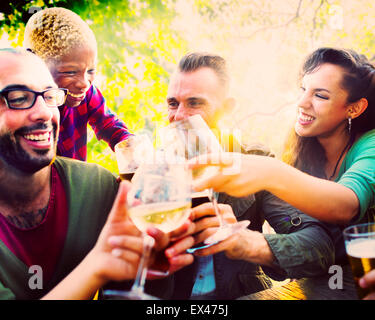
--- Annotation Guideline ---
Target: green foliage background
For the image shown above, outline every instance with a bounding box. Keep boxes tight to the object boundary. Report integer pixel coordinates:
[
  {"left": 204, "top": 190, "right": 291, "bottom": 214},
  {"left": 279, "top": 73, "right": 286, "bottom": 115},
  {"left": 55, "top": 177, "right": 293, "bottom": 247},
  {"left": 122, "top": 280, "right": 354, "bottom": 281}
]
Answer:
[
  {"left": 1, "top": 0, "right": 375, "bottom": 172},
  {"left": 0, "top": 0, "right": 187, "bottom": 173}
]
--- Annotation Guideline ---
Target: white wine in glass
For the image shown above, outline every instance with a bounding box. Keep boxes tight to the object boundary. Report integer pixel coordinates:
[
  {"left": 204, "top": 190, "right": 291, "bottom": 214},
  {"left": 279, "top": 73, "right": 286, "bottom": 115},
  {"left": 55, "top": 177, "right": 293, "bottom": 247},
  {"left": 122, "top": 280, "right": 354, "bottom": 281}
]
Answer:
[
  {"left": 104, "top": 162, "right": 192, "bottom": 300},
  {"left": 129, "top": 201, "right": 191, "bottom": 234}
]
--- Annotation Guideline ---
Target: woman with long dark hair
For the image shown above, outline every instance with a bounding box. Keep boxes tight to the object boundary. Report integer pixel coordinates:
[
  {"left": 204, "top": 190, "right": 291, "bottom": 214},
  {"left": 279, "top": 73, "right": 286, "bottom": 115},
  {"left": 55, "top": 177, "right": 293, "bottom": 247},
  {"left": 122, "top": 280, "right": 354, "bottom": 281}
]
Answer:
[{"left": 192, "top": 47, "right": 375, "bottom": 225}]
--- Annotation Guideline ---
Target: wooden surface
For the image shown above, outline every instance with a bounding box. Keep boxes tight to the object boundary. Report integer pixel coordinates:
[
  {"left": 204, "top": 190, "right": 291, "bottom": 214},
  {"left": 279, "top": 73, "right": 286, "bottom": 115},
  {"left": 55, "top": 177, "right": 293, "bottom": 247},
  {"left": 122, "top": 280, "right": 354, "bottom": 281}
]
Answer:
[{"left": 239, "top": 265, "right": 358, "bottom": 300}]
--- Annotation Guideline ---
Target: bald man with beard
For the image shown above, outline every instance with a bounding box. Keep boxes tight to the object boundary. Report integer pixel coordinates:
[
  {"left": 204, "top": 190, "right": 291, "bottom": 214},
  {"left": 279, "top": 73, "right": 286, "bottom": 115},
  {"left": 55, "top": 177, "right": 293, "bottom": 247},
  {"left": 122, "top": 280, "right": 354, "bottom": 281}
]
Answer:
[{"left": 0, "top": 49, "right": 172, "bottom": 300}]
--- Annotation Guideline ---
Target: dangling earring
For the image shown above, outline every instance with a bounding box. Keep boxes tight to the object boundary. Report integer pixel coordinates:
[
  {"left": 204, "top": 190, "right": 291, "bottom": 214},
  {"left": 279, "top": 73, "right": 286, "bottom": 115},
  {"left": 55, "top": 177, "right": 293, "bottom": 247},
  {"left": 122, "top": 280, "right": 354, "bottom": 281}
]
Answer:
[{"left": 348, "top": 116, "right": 352, "bottom": 133}]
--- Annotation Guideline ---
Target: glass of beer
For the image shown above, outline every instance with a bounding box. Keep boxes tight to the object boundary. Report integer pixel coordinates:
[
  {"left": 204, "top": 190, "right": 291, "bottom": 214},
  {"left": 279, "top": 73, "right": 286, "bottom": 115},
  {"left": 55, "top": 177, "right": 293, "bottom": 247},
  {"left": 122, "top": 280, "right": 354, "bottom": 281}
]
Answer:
[
  {"left": 343, "top": 222, "right": 375, "bottom": 299},
  {"left": 114, "top": 134, "right": 153, "bottom": 181}
]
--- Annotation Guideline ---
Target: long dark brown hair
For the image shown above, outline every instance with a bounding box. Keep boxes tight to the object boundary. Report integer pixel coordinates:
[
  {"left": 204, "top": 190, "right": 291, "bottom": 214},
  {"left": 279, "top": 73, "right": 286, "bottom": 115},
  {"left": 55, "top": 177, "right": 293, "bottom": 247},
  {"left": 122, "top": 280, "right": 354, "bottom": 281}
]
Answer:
[{"left": 282, "top": 47, "right": 375, "bottom": 178}]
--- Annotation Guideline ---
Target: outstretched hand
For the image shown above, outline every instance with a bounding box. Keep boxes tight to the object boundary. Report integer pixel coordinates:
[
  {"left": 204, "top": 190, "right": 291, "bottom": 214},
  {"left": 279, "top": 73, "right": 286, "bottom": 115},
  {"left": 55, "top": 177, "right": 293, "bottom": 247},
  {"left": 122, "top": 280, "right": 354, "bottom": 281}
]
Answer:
[
  {"left": 152, "top": 202, "right": 239, "bottom": 274},
  {"left": 90, "top": 180, "right": 145, "bottom": 283},
  {"left": 189, "top": 152, "right": 272, "bottom": 197},
  {"left": 186, "top": 202, "right": 241, "bottom": 257},
  {"left": 359, "top": 270, "right": 375, "bottom": 300},
  {"left": 97, "top": 181, "right": 195, "bottom": 281},
  {"left": 43, "top": 181, "right": 146, "bottom": 299},
  {"left": 146, "top": 222, "right": 195, "bottom": 279}
]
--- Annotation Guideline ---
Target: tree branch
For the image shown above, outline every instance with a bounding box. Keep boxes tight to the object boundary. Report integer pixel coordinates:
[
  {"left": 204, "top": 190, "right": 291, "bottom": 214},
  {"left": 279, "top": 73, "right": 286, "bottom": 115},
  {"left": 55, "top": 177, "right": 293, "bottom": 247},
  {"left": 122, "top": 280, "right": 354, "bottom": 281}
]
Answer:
[
  {"left": 310, "top": 0, "right": 326, "bottom": 46},
  {"left": 236, "top": 0, "right": 304, "bottom": 39}
]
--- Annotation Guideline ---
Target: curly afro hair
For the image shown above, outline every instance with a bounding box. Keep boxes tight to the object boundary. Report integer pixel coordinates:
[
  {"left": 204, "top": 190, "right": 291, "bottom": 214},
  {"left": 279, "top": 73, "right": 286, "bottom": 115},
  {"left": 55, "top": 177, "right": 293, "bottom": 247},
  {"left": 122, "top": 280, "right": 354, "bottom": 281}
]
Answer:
[{"left": 24, "top": 7, "right": 97, "bottom": 62}]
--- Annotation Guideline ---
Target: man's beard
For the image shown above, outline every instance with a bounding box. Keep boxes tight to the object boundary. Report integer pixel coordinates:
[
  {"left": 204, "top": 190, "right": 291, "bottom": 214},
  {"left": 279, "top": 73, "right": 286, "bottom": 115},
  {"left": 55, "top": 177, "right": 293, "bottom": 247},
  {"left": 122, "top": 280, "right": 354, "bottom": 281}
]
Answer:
[{"left": 0, "top": 123, "right": 57, "bottom": 174}]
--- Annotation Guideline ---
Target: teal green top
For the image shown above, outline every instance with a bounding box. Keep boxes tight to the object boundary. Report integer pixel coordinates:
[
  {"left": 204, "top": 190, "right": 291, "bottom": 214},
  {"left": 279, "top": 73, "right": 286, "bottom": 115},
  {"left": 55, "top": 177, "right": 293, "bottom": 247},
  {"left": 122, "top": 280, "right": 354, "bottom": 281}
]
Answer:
[
  {"left": 336, "top": 129, "right": 375, "bottom": 223},
  {"left": 0, "top": 157, "right": 118, "bottom": 299}
]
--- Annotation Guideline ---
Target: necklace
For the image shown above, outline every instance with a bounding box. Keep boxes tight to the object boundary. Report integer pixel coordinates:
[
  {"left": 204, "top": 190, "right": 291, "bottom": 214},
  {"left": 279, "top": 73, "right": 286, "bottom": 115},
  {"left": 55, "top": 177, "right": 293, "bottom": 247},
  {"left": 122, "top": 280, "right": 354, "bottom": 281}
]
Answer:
[{"left": 328, "top": 135, "right": 354, "bottom": 180}]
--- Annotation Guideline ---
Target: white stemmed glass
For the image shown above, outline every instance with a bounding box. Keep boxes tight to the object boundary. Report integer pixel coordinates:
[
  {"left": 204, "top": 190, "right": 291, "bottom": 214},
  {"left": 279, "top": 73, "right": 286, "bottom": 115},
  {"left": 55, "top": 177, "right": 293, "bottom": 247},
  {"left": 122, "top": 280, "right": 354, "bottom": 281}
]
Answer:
[
  {"left": 104, "top": 162, "right": 192, "bottom": 300},
  {"left": 162, "top": 114, "right": 250, "bottom": 250}
]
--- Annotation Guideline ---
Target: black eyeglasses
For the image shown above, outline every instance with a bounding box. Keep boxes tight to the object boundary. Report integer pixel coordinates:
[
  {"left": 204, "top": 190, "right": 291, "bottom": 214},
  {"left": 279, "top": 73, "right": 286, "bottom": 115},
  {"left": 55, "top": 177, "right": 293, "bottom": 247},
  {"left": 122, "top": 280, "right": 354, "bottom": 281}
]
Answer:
[{"left": 0, "top": 88, "right": 68, "bottom": 110}]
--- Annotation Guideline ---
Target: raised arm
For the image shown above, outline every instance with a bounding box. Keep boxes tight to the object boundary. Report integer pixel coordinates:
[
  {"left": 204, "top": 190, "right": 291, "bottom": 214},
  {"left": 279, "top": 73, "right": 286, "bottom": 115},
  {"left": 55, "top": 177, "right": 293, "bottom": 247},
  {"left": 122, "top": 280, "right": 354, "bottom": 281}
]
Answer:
[
  {"left": 41, "top": 182, "right": 143, "bottom": 299},
  {"left": 191, "top": 153, "right": 361, "bottom": 224},
  {"left": 87, "top": 85, "right": 132, "bottom": 150}
]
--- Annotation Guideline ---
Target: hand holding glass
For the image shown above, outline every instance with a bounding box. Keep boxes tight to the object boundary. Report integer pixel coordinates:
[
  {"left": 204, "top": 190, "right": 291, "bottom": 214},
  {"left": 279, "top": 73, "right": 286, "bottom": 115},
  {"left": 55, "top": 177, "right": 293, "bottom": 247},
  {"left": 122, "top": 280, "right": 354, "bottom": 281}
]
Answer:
[
  {"left": 162, "top": 114, "right": 250, "bottom": 250},
  {"left": 344, "top": 222, "right": 375, "bottom": 299},
  {"left": 115, "top": 134, "right": 153, "bottom": 181},
  {"left": 104, "top": 162, "right": 192, "bottom": 300}
]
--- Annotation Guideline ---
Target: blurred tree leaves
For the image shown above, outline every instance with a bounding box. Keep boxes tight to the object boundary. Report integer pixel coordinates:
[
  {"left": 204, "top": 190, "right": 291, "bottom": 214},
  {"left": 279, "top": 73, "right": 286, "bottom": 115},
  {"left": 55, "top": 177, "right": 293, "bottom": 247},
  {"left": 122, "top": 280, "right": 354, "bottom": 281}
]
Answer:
[
  {"left": 0, "top": 0, "right": 187, "bottom": 172},
  {"left": 2, "top": 0, "right": 375, "bottom": 166}
]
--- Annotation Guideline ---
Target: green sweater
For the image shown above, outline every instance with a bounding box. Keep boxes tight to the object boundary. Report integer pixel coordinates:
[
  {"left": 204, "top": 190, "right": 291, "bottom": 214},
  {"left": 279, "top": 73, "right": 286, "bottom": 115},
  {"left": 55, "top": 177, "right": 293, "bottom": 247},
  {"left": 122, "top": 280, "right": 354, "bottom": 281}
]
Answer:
[
  {"left": 0, "top": 157, "right": 118, "bottom": 299},
  {"left": 337, "top": 129, "right": 375, "bottom": 223}
]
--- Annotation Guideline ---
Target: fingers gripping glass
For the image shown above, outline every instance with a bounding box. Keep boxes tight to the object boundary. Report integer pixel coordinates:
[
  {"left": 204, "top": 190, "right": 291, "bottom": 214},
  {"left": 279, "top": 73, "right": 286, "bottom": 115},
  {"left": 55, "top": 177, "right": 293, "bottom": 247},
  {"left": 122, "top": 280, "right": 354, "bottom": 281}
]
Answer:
[
  {"left": 104, "top": 163, "right": 192, "bottom": 300},
  {"left": 0, "top": 88, "right": 68, "bottom": 109},
  {"left": 162, "top": 114, "right": 250, "bottom": 251}
]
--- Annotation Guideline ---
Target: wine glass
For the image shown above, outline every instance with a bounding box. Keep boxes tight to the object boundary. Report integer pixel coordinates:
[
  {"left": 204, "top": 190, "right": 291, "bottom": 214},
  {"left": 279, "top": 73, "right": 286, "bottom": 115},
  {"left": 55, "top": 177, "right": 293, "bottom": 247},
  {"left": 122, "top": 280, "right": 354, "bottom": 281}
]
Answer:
[
  {"left": 114, "top": 134, "right": 153, "bottom": 181},
  {"left": 103, "top": 162, "right": 192, "bottom": 300},
  {"left": 161, "top": 114, "right": 250, "bottom": 251}
]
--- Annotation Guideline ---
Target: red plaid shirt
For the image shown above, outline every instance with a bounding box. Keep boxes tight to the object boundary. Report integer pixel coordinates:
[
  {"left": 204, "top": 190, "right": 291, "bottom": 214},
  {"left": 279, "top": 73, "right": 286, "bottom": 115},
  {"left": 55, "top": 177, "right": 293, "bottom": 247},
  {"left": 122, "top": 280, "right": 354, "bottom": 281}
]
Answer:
[{"left": 57, "top": 85, "right": 132, "bottom": 161}]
